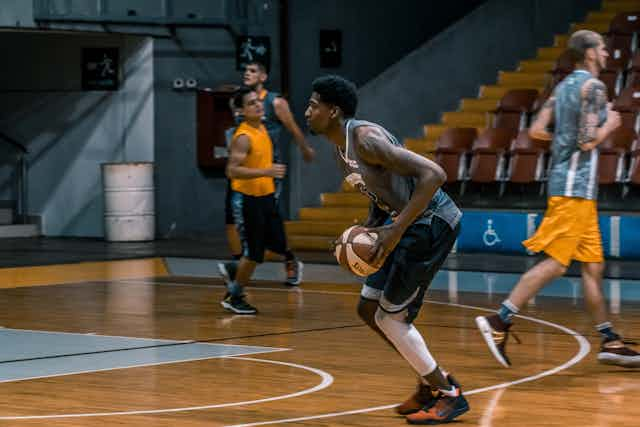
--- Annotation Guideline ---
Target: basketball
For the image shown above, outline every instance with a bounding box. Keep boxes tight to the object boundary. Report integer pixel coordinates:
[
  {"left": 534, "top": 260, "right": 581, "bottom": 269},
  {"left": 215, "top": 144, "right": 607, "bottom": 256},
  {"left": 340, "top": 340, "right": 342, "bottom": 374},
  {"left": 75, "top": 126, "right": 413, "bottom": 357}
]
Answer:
[{"left": 334, "top": 226, "right": 380, "bottom": 277}]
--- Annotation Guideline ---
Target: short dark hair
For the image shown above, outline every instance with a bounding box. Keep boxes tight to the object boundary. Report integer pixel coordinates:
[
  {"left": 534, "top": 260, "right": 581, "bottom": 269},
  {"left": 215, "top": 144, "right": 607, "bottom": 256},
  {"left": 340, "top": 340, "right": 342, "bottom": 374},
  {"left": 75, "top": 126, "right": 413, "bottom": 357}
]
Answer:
[
  {"left": 245, "top": 60, "right": 267, "bottom": 74},
  {"left": 232, "top": 86, "right": 255, "bottom": 109},
  {"left": 567, "top": 30, "right": 602, "bottom": 63},
  {"left": 311, "top": 75, "right": 358, "bottom": 118}
]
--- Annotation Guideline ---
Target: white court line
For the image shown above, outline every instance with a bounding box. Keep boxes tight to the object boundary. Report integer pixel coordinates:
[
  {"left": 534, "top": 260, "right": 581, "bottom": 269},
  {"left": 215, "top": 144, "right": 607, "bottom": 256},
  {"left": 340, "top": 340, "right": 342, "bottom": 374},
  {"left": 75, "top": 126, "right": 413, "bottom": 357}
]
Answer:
[
  {"left": 0, "top": 357, "right": 333, "bottom": 420},
  {"left": 0, "top": 282, "right": 590, "bottom": 422},
  {"left": 0, "top": 347, "right": 289, "bottom": 385},
  {"left": 223, "top": 301, "right": 590, "bottom": 427}
]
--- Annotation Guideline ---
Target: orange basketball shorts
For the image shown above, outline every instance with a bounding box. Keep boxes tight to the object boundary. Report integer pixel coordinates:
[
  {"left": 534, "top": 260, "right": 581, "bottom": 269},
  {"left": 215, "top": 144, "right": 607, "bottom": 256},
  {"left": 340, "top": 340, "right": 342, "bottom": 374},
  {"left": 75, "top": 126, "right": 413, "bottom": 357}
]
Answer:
[{"left": 523, "top": 196, "right": 604, "bottom": 267}]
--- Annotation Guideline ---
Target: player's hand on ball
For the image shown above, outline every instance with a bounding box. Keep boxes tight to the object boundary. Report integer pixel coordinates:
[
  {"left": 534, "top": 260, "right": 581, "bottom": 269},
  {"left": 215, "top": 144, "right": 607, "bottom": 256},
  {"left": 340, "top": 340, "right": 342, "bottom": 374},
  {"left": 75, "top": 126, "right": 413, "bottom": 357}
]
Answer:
[{"left": 366, "top": 224, "right": 403, "bottom": 268}]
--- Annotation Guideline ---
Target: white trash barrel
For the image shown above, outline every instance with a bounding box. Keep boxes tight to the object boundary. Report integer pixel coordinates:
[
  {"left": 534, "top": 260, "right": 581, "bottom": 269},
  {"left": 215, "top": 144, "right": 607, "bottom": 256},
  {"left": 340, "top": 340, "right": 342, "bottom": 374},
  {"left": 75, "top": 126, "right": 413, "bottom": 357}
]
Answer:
[{"left": 102, "top": 162, "right": 155, "bottom": 241}]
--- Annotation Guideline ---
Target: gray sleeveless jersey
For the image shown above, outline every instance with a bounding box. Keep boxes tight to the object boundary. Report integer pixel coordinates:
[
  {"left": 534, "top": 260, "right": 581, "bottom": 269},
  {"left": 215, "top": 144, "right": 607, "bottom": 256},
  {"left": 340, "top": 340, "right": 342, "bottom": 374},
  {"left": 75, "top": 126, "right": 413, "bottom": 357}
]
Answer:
[
  {"left": 337, "top": 119, "right": 461, "bottom": 229},
  {"left": 548, "top": 70, "right": 607, "bottom": 200}
]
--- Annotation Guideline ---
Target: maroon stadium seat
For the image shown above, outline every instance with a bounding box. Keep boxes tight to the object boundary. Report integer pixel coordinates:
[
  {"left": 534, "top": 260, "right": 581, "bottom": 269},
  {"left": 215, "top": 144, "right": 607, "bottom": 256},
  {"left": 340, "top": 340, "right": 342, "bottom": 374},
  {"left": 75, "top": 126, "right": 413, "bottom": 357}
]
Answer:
[
  {"left": 468, "top": 128, "right": 517, "bottom": 183},
  {"left": 599, "top": 128, "right": 636, "bottom": 184},
  {"left": 507, "top": 130, "right": 550, "bottom": 184},
  {"left": 626, "top": 138, "right": 640, "bottom": 185},
  {"left": 435, "top": 128, "right": 478, "bottom": 183},
  {"left": 492, "top": 89, "right": 539, "bottom": 130}
]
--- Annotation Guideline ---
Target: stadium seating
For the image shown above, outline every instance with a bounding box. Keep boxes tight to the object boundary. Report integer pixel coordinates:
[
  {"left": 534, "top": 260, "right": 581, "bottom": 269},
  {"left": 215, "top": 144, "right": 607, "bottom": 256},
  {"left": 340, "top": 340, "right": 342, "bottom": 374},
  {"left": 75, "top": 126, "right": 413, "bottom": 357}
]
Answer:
[
  {"left": 599, "top": 128, "right": 636, "bottom": 184},
  {"left": 507, "top": 130, "right": 550, "bottom": 184},
  {"left": 434, "top": 128, "right": 477, "bottom": 183}
]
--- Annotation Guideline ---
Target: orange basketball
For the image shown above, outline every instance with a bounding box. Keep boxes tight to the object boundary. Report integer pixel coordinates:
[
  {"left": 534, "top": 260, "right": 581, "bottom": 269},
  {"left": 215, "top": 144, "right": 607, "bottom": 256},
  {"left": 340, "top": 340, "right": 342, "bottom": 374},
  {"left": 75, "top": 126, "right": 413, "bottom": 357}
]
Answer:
[{"left": 334, "top": 226, "right": 380, "bottom": 277}]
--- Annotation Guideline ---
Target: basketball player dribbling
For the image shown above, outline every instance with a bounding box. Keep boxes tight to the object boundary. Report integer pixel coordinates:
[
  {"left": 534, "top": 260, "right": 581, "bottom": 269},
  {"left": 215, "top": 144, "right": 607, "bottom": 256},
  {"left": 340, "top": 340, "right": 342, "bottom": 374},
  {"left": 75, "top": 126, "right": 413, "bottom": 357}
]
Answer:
[{"left": 305, "top": 75, "right": 468, "bottom": 424}]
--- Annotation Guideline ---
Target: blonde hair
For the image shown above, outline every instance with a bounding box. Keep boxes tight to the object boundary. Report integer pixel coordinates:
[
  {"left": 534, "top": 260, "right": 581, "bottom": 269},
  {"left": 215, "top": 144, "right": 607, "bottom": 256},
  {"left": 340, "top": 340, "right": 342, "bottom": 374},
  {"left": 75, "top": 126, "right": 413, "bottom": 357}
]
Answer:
[{"left": 567, "top": 30, "right": 602, "bottom": 63}]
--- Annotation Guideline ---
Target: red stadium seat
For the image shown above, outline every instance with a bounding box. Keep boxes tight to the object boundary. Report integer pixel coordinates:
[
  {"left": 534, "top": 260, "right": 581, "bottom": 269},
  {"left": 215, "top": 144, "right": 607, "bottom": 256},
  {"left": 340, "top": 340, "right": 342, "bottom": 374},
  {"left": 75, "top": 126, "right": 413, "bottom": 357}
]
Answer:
[
  {"left": 435, "top": 128, "right": 478, "bottom": 183},
  {"left": 599, "top": 128, "right": 636, "bottom": 184},
  {"left": 492, "top": 89, "right": 539, "bottom": 130},
  {"left": 468, "top": 128, "right": 517, "bottom": 183},
  {"left": 626, "top": 138, "right": 640, "bottom": 185},
  {"left": 507, "top": 130, "right": 550, "bottom": 184}
]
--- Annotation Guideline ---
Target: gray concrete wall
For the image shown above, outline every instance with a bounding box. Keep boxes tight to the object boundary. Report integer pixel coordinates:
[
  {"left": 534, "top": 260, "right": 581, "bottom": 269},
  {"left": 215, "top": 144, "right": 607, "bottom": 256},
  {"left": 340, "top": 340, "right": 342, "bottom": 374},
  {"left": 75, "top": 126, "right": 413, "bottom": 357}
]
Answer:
[
  {"left": 357, "top": 0, "right": 601, "bottom": 139},
  {"left": 0, "top": 32, "right": 154, "bottom": 236},
  {"left": 289, "top": 0, "right": 601, "bottom": 218},
  {"left": 0, "top": 0, "right": 35, "bottom": 28},
  {"left": 152, "top": 0, "right": 281, "bottom": 237},
  {"left": 286, "top": 0, "right": 484, "bottom": 217}
]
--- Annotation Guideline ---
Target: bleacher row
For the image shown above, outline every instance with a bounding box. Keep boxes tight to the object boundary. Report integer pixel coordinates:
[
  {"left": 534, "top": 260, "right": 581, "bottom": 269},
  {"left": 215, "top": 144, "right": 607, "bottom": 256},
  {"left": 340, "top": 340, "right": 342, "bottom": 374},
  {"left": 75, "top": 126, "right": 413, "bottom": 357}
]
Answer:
[
  {"left": 431, "top": 10, "right": 640, "bottom": 194},
  {"left": 284, "top": 1, "right": 640, "bottom": 251}
]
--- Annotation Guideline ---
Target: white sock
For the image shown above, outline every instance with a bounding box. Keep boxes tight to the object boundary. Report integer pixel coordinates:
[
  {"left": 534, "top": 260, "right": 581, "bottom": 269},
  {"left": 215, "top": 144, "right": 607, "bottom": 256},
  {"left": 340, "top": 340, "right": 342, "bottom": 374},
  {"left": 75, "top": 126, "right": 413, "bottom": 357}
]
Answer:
[{"left": 374, "top": 308, "right": 437, "bottom": 376}]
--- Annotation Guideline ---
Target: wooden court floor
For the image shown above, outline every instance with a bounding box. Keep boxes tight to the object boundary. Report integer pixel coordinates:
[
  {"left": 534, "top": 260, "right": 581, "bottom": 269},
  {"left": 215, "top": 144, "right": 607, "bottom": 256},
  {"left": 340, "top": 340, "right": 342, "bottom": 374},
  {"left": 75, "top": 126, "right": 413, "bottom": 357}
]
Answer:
[{"left": 1, "top": 259, "right": 639, "bottom": 426}]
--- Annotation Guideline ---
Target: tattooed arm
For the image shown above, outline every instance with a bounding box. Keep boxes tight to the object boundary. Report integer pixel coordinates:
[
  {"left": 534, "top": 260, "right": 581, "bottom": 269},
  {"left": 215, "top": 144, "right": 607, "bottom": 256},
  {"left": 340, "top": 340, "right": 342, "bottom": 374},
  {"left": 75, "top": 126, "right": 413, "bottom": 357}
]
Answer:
[
  {"left": 529, "top": 97, "right": 555, "bottom": 141},
  {"left": 354, "top": 126, "right": 446, "bottom": 265},
  {"left": 578, "top": 79, "right": 620, "bottom": 151}
]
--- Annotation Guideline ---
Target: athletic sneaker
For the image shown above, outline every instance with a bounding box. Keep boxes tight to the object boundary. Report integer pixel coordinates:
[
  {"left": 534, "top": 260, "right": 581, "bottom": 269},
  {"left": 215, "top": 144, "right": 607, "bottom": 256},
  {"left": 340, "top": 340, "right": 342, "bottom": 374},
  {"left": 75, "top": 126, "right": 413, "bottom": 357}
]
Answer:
[
  {"left": 476, "top": 314, "right": 512, "bottom": 367},
  {"left": 217, "top": 262, "right": 237, "bottom": 286},
  {"left": 396, "top": 375, "right": 461, "bottom": 415},
  {"left": 405, "top": 386, "right": 469, "bottom": 425},
  {"left": 221, "top": 294, "right": 257, "bottom": 315},
  {"left": 285, "top": 259, "right": 304, "bottom": 286},
  {"left": 598, "top": 337, "right": 640, "bottom": 367}
]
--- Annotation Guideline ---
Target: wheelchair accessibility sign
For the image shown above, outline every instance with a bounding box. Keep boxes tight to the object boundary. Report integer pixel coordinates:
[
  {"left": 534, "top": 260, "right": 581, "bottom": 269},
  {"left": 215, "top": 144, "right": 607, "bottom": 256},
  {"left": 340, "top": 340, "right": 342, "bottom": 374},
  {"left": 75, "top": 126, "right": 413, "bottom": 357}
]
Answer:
[
  {"left": 457, "top": 212, "right": 530, "bottom": 254},
  {"left": 482, "top": 219, "right": 501, "bottom": 247}
]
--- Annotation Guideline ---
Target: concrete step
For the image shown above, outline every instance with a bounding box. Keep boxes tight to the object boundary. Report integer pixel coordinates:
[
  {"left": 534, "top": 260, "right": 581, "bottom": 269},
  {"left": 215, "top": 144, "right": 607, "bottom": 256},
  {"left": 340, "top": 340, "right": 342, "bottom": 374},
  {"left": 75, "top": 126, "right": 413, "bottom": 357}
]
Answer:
[
  {"left": 518, "top": 59, "right": 555, "bottom": 73},
  {"left": 404, "top": 138, "right": 437, "bottom": 153},
  {"left": 288, "top": 235, "right": 336, "bottom": 251},
  {"left": 423, "top": 124, "right": 486, "bottom": 142},
  {"left": 340, "top": 180, "right": 358, "bottom": 192},
  {"left": 0, "top": 223, "right": 40, "bottom": 238},
  {"left": 0, "top": 208, "right": 12, "bottom": 225},
  {"left": 285, "top": 220, "right": 353, "bottom": 236},
  {"left": 441, "top": 111, "right": 490, "bottom": 128},
  {"left": 459, "top": 98, "right": 499, "bottom": 112},
  {"left": 320, "top": 192, "right": 368, "bottom": 207},
  {"left": 570, "top": 21, "right": 610, "bottom": 34},
  {"left": 537, "top": 46, "right": 565, "bottom": 60},
  {"left": 479, "top": 85, "right": 544, "bottom": 99},
  {"left": 585, "top": 11, "right": 618, "bottom": 23},
  {"left": 423, "top": 124, "right": 449, "bottom": 141},
  {"left": 498, "top": 71, "right": 548, "bottom": 87},
  {"left": 602, "top": 0, "right": 640, "bottom": 13},
  {"left": 554, "top": 35, "right": 569, "bottom": 48},
  {"left": 299, "top": 207, "right": 368, "bottom": 222}
]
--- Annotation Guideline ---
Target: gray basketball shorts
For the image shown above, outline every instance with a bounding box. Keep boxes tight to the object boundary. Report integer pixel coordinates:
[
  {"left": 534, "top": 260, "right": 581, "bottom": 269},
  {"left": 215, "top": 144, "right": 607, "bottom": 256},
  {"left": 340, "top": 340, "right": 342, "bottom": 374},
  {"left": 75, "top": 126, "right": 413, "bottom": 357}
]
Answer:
[{"left": 361, "top": 216, "right": 459, "bottom": 323}]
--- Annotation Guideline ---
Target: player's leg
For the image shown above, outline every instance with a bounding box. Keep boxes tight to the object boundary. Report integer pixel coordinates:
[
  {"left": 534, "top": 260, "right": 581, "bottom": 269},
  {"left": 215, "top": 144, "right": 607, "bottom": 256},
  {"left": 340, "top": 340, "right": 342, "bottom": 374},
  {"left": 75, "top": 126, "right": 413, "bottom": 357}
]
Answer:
[
  {"left": 221, "top": 194, "right": 262, "bottom": 315},
  {"left": 374, "top": 219, "right": 468, "bottom": 423},
  {"left": 263, "top": 193, "right": 303, "bottom": 285},
  {"left": 219, "top": 183, "right": 242, "bottom": 286},
  {"left": 575, "top": 206, "right": 640, "bottom": 366},
  {"left": 477, "top": 197, "right": 576, "bottom": 367}
]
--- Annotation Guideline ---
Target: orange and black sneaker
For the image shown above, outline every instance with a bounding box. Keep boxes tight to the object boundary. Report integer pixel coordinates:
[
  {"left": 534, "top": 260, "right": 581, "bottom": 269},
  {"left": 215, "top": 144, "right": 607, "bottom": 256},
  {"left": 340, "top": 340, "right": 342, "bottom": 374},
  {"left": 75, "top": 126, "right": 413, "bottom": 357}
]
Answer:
[
  {"left": 396, "top": 375, "right": 461, "bottom": 415},
  {"left": 476, "top": 314, "right": 512, "bottom": 367},
  {"left": 405, "top": 386, "right": 469, "bottom": 425},
  {"left": 598, "top": 336, "right": 640, "bottom": 367}
]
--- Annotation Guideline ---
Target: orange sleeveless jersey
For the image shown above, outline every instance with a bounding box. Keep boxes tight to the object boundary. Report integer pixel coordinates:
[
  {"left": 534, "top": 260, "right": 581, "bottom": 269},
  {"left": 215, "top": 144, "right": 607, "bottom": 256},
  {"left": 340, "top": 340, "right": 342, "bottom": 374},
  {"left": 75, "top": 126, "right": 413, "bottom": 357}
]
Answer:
[{"left": 230, "top": 122, "right": 275, "bottom": 197}]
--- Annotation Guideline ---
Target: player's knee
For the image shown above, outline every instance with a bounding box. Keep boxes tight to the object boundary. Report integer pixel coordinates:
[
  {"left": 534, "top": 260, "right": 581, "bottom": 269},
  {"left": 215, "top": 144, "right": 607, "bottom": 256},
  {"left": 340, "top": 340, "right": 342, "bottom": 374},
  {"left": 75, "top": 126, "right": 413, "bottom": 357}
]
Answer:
[
  {"left": 555, "top": 263, "right": 568, "bottom": 277},
  {"left": 374, "top": 307, "right": 405, "bottom": 332}
]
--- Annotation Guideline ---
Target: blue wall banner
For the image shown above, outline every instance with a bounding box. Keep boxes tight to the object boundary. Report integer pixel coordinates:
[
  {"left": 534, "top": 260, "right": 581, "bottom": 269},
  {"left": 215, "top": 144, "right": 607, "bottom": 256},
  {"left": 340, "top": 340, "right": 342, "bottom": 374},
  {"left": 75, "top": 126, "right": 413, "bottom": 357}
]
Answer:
[
  {"left": 457, "top": 212, "right": 534, "bottom": 254},
  {"left": 456, "top": 211, "right": 638, "bottom": 259},
  {"left": 619, "top": 217, "right": 640, "bottom": 258}
]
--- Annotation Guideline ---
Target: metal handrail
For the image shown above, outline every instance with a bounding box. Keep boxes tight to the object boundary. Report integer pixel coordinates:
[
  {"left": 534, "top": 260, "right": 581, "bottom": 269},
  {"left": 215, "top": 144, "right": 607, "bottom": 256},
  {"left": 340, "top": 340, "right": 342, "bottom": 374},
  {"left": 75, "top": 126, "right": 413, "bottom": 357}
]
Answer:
[{"left": 0, "top": 131, "right": 28, "bottom": 154}]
